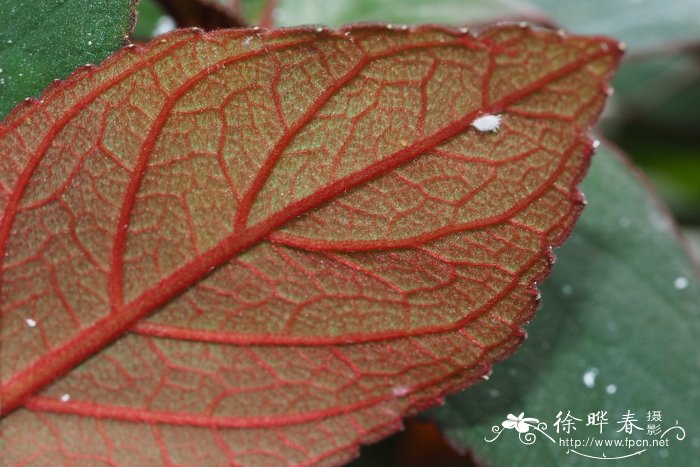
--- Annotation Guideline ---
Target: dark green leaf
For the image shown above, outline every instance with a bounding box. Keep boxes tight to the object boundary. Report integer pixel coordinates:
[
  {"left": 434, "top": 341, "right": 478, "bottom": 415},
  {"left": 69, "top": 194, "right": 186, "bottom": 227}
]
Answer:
[{"left": 0, "top": 0, "right": 136, "bottom": 118}]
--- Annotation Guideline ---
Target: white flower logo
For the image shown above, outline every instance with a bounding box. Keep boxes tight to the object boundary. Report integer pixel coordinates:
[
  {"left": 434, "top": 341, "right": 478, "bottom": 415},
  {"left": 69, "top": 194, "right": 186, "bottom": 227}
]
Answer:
[{"left": 502, "top": 412, "right": 540, "bottom": 433}]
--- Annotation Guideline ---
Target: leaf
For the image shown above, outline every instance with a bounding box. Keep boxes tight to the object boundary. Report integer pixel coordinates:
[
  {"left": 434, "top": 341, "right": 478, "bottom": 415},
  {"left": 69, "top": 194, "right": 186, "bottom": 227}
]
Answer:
[
  {"left": 271, "top": 0, "right": 700, "bottom": 54},
  {"left": 428, "top": 144, "right": 700, "bottom": 466},
  {"left": 612, "top": 52, "right": 700, "bottom": 134},
  {"left": 239, "top": 0, "right": 275, "bottom": 26},
  {"left": 0, "top": 0, "right": 136, "bottom": 118},
  {"left": 0, "top": 25, "right": 620, "bottom": 464},
  {"left": 133, "top": 0, "right": 171, "bottom": 40},
  {"left": 272, "top": 0, "right": 548, "bottom": 29},
  {"left": 525, "top": 0, "right": 700, "bottom": 54}
]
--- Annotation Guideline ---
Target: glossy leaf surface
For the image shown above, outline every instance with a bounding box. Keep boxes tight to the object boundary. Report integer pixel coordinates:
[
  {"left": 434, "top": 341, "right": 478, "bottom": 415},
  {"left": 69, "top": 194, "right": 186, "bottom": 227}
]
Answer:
[
  {"left": 0, "top": 25, "right": 620, "bottom": 464},
  {"left": 0, "top": 0, "right": 136, "bottom": 118}
]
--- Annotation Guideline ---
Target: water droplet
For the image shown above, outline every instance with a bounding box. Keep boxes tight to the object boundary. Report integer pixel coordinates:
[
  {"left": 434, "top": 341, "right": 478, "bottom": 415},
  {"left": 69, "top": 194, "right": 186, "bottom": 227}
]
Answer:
[
  {"left": 582, "top": 368, "right": 598, "bottom": 388},
  {"left": 87, "top": 40, "right": 92, "bottom": 46},
  {"left": 606, "top": 384, "right": 617, "bottom": 394},
  {"left": 25, "top": 318, "right": 37, "bottom": 327},
  {"left": 674, "top": 277, "right": 688, "bottom": 290}
]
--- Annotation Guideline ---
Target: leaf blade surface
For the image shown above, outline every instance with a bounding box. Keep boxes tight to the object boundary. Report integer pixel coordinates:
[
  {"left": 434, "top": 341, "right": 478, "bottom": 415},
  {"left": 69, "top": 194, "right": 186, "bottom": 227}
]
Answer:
[{"left": 0, "top": 24, "right": 621, "bottom": 464}]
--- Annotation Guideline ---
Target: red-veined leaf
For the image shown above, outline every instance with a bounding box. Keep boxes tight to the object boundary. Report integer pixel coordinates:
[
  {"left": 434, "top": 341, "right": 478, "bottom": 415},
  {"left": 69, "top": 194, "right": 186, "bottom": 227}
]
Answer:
[{"left": 0, "top": 24, "right": 621, "bottom": 465}]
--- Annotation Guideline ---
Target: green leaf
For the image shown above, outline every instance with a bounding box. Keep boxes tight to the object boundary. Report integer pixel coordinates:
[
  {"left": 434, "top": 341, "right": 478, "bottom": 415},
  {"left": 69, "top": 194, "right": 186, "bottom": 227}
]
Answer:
[
  {"left": 272, "top": 0, "right": 539, "bottom": 28},
  {"left": 0, "top": 0, "right": 136, "bottom": 118},
  {"left": 428, "top": 144, "right": 700, "bottom": 466},
  {"left": 272, "top": 0, "right": 700, "bottom": 54},
  {"left": 611, "top": 54, "right": 700, "bottom": 133},
  {"left": 527, "top": 0, "right": 700, "bottom": 54},
  {"left": 132, "top": 0, "right": 169, "bottom": 40},
  {"left": 240, "top": 0, "right": 271, "bottom": 24}
]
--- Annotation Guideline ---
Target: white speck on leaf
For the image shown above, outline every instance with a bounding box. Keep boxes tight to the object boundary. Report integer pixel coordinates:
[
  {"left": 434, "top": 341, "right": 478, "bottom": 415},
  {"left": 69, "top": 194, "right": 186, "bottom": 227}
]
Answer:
[
  {"left": 606, "top": 384, "right": 617, "bottom": 394},
  {"left": 489, "top": 389, "right": 500, "bottom": 398},
  {"left": 87, "top": 40, "right": 92, "bottom": 45},
  {"left": 583, "top": 368, "right": 598, "bottom": 388},
  {"left": 25, "top": 318, "right": 37, "bottom": 327},
  {"left": 472, "top": 114, "right": 501, "bottom": 132},
  {"left": 674, "top": 277, "right": 689, "bottom": 290},
  {"left": 392, "top": 386, "right": 409, "bottom": 397},
  {"left": 60, "top": 393, "right": 71, "bottom": 402},
  {"left": 562, "top": 284, "right": 573, "bottom": 296}
]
